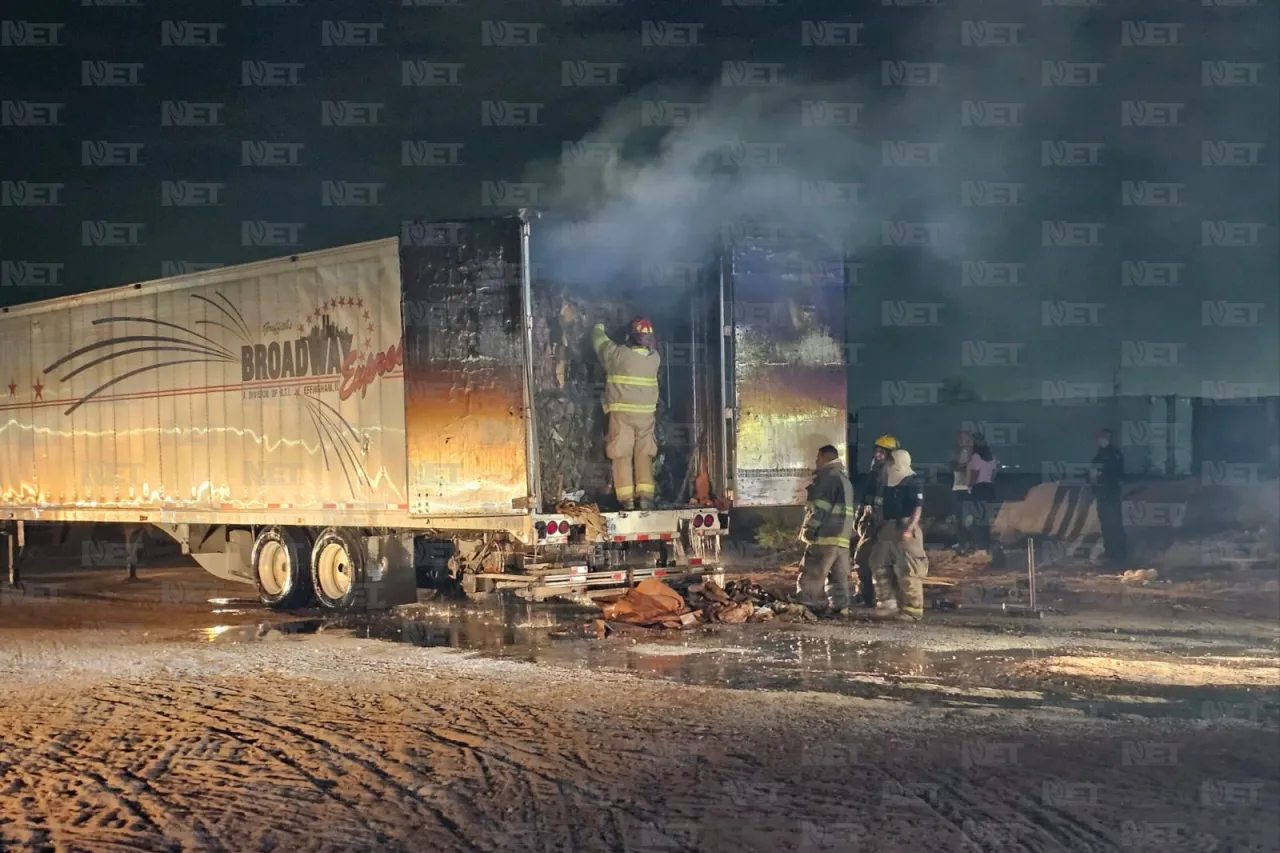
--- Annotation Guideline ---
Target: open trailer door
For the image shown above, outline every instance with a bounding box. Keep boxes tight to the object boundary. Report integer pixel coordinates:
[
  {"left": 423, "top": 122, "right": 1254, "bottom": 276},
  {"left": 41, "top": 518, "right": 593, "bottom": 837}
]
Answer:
[
  {"left": 400, "top": 214, "right": 536, "bottom": 516},
  {"left": 723, "top": 232, "right": 850, "bottom": 507}
]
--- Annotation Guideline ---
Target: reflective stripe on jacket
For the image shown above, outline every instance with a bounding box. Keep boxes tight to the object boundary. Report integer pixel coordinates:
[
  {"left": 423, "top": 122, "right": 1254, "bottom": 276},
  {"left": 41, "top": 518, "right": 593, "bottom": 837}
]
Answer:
[
  {"left": 593, "top": 324, "right": 660, "bottom": 414},
  {"left": 804, "top": 459, "right": 856, "bottom": 549}
]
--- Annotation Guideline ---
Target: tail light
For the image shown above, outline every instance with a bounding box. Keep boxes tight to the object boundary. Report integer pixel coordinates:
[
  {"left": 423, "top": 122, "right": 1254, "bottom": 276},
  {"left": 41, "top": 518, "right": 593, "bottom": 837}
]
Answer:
[
  {"left": 693, "top": 514, "right": 704, "bottom": 528},
  {"left": 702, "top": 514, "right": 715, "bottom": 528}
]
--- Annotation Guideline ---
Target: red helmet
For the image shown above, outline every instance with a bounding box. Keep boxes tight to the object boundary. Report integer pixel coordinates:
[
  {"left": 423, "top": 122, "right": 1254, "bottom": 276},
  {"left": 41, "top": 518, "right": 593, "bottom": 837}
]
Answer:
[{"left": 631, "top": 317, "right": 654, "bottom": 336}]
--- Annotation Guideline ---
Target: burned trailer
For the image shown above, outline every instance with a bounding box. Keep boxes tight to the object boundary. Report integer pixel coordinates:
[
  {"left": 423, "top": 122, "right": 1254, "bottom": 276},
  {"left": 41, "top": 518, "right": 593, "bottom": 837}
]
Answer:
[{"left": 0, "top": 211, "right": 851, "bottom": 608}]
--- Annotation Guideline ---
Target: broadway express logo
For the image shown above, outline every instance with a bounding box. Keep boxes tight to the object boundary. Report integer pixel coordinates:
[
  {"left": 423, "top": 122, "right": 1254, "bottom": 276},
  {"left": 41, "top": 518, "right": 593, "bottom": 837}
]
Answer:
[{"left": 241, "top": 295, "right": 402, "bottom": 401}]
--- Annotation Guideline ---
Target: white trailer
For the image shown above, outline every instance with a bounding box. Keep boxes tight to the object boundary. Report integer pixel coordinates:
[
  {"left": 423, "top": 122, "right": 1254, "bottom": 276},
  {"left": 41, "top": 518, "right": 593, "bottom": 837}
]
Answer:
[{"left": 0, "top": 212, "right": 851, "bottom": 609}]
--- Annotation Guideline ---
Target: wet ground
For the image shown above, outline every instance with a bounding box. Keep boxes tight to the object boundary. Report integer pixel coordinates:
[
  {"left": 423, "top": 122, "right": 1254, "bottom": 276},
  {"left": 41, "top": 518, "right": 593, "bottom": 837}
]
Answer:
[{"left": 2, "top": 561, "right": 1278, "bottom": 852}]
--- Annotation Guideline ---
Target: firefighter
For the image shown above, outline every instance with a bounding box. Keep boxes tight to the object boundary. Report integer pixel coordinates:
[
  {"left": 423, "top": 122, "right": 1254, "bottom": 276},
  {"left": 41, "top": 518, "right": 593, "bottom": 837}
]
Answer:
[
  {"left": 593, "top": 317, "right": 661, "bottom": 510},
  {"left": 852, "top": 434, "right": 899, "bottom": 606},
  {"left": 797, "top": 444, "right": 856, "bottom": 615},
  {"left": 870, "top": 448, "right": 929, "bottom": 622}
]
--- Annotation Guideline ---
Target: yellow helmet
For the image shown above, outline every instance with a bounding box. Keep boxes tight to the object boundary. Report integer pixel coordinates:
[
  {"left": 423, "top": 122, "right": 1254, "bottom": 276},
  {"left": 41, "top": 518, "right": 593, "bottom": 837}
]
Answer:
[{"left": 873, "top": 434, "right": 899, "bottom": 452}]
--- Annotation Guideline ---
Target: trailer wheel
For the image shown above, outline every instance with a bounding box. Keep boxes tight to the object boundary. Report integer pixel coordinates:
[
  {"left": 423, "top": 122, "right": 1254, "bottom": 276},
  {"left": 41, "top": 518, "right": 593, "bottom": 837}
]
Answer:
[
  {"left": 310, "top": 527, "right": 366, "bottom": 611},
  {"left": 252, "top": 527, "right": 314, "bottom": 609}
]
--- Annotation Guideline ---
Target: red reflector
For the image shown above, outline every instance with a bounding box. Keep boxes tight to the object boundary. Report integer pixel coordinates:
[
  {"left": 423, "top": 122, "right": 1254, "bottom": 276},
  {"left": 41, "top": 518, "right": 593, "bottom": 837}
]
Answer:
[
  {"left": 703, "top": 514, "right": 715, "bottom": 527},
  {"left": 693, "top": 514, "right": 704, "bottom": 528},
  {"left": 689, "top": 558, "right": 703, "bottom": 566},
  {"left": 552, "top": 521, "right": 564, "bottom": 534}
]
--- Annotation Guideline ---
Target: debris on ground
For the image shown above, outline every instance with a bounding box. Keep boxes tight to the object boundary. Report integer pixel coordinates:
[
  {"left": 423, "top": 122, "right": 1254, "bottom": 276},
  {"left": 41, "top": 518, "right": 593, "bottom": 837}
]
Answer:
[
  {"left": 598, "top": 579, "right": 691, "bottom": 628},
  {"left": 1120, "top": 569, "right": 1160, "bottom": 584},
  {"left": 555, "top": 500, "right": 608, "bottom": 541}
]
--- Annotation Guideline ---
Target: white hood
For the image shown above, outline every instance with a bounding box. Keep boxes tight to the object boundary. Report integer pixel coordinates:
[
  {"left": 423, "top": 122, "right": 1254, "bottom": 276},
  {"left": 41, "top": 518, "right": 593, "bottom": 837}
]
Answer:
[{"left": 886, "top": 449, "right": 915, "bottom": 487}]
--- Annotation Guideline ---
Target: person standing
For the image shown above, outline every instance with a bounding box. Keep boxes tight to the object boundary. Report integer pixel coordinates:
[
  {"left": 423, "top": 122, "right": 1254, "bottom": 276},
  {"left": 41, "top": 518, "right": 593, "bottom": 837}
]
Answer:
[
  {"left": 1091, "top": 428, "right": 1127, "bottom": 565},
  {"left": 797, "top": 445, "right": 856, "bottom": 615},
  {"left": 950, "top": 431, "right": 974, "bottom": 554},
  {"left": 870, "top": 448, "right": 930, "bottom": 622},
  {"left": 593, "top": 318, "right": 661, "bottom": 510},
  {"left": 966, "top": 435, "right": 998, "bottom": 557},
  {"left": 852, "top": 434, "right": 898, "bottom": 606}
]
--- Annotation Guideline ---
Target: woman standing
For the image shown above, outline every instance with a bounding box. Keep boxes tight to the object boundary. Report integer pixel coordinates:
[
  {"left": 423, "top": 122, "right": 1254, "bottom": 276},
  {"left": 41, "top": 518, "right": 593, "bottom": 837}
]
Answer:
[
  {"left": 949, "top": 431, "right": 974, "bottom": 553},
  {"left": 965, "top": 436, "right": 998, "bottom": 557}
]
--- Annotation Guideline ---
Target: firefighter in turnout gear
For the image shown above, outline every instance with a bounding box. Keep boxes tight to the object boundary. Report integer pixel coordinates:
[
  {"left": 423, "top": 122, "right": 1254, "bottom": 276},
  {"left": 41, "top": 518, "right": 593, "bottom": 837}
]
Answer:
[
  {"left": 852, "top": 434, "right": 899, "bottom": 606},
  {"left": 593, "top": 318, "right": 661, "bottom": 510},
  {"left": 797, "top": 444, "right": 856, "bottom": 615},
  {"left": 870, "top": 448, "right": 930, "bottom": 622}
]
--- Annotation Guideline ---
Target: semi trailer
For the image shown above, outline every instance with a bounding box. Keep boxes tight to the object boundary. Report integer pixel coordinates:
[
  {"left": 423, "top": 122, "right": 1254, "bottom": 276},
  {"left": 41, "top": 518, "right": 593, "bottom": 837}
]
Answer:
[{"left": 0, "top": 211, "right": 851, "bottom": 610}]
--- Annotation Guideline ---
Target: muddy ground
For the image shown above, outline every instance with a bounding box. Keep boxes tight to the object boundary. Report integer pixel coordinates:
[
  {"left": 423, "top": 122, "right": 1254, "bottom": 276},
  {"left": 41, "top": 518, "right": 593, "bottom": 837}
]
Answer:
[{"left": 0, "top": 554, "right": 1277, "bottom": 853}]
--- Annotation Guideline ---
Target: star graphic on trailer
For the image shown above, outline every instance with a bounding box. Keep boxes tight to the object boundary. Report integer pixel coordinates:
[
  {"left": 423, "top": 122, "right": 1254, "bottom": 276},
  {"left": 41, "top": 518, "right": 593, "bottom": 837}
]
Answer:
[
  {"left": 7, "top": 380, "right": 15, "bottom": 397},
  {"left": 32, "top": 380, "right": 43, "bottom": 401}
]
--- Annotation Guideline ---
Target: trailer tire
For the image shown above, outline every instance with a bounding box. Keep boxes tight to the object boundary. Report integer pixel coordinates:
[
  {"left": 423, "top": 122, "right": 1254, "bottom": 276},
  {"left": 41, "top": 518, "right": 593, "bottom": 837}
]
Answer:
[
  {"left": 252, "top": 527, "right": 314, "bottom": 609},
  {"left": 310, "top": 527, "right": 366, "bottom": 611}
]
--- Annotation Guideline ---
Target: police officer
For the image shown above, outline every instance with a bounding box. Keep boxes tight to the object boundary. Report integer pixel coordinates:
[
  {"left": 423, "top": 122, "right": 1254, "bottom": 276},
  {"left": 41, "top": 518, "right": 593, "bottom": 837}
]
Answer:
[
  {"left": 797, "top": 444, "right": 856, "bottom": 615},
  {"left": 1092, "top": 427, "right": 1127, "bottom": 565},
  {"left": 870, "top": 448, "right": 929, "bottom": 622},
  {"left": 852, "top": 434, "right": 898, "bottom": 606}
]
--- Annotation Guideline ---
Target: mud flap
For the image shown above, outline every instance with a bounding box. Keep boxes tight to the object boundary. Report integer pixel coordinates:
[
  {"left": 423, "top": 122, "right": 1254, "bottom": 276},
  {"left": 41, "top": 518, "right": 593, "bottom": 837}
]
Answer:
[{"left": 362, "top": 533, "right": 418, "bottom": 610}]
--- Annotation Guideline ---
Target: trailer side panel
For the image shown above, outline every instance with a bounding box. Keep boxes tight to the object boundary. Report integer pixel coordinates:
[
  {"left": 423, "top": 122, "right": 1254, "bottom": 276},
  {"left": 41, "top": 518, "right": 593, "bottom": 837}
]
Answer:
[{"left": 0, "top": 239, "right": 408, "bottom": 521}]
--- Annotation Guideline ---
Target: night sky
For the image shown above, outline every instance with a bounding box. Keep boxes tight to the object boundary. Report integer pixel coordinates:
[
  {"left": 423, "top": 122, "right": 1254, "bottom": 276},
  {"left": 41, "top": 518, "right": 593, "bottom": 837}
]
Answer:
[{"left": 1, "top": 0, "right": 1277, "bottom": 407}]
